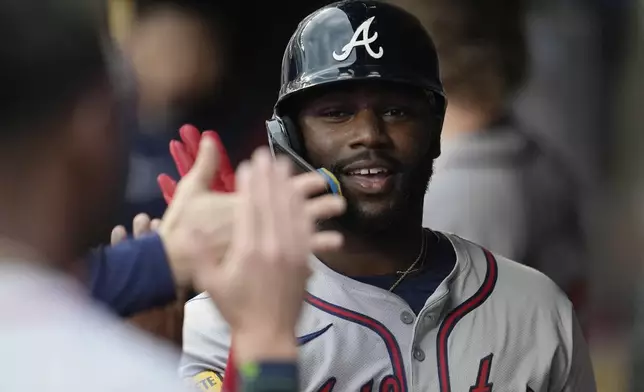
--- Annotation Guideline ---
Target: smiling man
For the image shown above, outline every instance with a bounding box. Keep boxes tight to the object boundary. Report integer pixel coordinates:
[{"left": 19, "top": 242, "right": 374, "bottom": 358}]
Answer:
[{"left": 180, "top": 1, "right": 596, "bottom": 391}]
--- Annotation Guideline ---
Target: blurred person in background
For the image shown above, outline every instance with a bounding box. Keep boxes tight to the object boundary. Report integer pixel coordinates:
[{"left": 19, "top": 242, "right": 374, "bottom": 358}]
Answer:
[
  {"left": 0, "top": 0, "right": 345, "bottom": 390},
  {"left": 102, "top": 4, "right": 224, "bottom": 342},
  {"left": 612, "top": 0, "right": 644, "bottom": 389},
  {"left": 120, "top": 2, "right": 223, "bottom": 230},
  {"left": 392, "top": 0, "right": 589, "bottom": 322}
]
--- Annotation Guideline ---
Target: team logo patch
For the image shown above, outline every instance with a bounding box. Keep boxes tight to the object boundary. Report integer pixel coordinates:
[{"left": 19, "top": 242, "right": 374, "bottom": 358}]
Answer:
[
  {"left": 332, "top": 16, "right": 383, "bottom": 61},
  {"left": 193, "top": 370, "right": 223, "bottom": 391}
]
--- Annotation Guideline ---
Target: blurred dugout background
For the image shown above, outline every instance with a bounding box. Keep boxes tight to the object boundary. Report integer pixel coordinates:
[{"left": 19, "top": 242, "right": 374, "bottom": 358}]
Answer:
[{"left": 106, "top": 0, "right": 639, "bottom": 390}]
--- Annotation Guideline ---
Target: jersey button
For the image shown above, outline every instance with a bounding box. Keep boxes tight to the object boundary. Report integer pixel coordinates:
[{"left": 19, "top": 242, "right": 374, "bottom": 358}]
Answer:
[
  {"left": 400, "top": 311, "right": 414, "bottom": 324},
  {"left": 413, "top": 348, "right": 426, "bottom": 362}
]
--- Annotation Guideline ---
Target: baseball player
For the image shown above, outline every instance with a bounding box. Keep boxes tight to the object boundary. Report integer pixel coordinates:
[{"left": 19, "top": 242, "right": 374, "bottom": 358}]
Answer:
[{"left": 180, "top": 1, "right": 596, "bottom": 391}]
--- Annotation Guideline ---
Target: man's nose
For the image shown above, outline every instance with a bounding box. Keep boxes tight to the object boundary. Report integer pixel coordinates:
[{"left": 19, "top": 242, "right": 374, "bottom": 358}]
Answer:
[{"left": 348, "top": 109, "right": 392, "bottom": 150}]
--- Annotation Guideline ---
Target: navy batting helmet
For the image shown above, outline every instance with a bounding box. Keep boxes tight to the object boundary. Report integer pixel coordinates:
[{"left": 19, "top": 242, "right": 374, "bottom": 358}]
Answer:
[{"left": 266, "top": 0, "right": 446, "bottom": 189}]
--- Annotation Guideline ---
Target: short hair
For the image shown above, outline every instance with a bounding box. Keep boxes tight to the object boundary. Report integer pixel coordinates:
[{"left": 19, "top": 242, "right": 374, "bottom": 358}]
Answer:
[
  {"left": 390, "top": 0, "right": 528, "bottom": 108},
  {"left": 0, "top": 0, "right": 108, "bottom": 141}
]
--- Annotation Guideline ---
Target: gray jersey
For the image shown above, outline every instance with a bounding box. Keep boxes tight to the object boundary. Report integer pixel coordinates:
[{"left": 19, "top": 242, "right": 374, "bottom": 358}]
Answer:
[
  {"left": 181, "top": 234, "right": 595, "bottom": 391},
  {"left": 0, "top": 261, "right": 190, "bottom": 392}
]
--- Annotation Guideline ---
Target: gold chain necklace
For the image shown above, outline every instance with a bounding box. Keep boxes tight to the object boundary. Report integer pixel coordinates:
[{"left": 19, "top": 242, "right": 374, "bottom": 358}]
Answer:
[{"left": 388, "top": 229, "right": 428, "bottom": 292}]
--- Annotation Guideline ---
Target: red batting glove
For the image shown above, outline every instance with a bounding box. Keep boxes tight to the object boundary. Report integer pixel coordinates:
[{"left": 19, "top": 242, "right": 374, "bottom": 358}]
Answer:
[{"left": 157, "top": 124, "right": 236, "bottom": 204}]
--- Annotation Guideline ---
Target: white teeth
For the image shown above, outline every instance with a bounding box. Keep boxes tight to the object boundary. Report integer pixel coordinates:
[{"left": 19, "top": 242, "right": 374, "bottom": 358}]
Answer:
[{"left": 349, "top": 168, "right": 388, "bottom": 175}]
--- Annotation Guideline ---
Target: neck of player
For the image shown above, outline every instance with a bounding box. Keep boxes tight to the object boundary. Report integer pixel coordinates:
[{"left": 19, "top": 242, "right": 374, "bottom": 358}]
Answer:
[{"left": 316, "top": 213, "right": 427, "bottom": 277}]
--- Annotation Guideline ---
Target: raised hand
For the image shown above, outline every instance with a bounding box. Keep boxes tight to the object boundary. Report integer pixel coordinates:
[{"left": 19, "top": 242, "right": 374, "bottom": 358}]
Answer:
[
  {"left": 195, "top": 148, "right": 339, "bottom": 364},
  {"left": 158, "top": 124, "right": 235, "bottom": 204},
  {"left": 158, "top": 138, "right": 346, "bottom": 290},
  {"left": 110, "top": 213, "right": 162, "bottom": 246}
]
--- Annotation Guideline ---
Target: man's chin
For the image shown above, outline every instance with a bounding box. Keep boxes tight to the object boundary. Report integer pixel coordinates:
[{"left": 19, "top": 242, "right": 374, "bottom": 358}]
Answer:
[{"left": 333, "top": 204, "right": 402, "bottom": 234}]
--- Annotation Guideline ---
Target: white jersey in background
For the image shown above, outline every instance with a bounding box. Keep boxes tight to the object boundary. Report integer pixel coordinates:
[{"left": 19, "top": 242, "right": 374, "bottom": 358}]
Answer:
[{"left": 181, "top": 233, "right": 595, "bottom": 392}]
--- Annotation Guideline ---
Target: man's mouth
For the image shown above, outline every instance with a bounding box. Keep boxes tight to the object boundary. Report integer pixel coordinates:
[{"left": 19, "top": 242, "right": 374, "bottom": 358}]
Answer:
[
  {"left": 340, "top": 162, "right": 397, "bottom": 194},
  {"left": 346, "top": 168, "right": 390, "bottom": 176}
]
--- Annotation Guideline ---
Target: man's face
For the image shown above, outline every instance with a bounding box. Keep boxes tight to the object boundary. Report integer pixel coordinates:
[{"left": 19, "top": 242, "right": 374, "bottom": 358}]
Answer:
[{"left": 297, "top": 82, "right": 440, "bottom": 232}]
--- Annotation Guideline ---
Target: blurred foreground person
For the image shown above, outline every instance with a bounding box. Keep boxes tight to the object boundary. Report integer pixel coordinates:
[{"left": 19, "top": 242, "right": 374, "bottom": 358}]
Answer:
[
  {"left": 0, "top": 1, "right": 185, "bottom": 389},
  {"left": 394, "top": 0, "right": 589, "bottom": 314},
  {"left": 0, "top": 1, "right": 344, "bottom": 390}
]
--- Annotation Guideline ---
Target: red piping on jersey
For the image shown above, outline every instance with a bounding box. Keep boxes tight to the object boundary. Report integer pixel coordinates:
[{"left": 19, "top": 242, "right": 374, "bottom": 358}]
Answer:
[
  {"left": 306, "top": 293, "right": 408, "bottom": 391},
  {"left": 437, "top": 248, "right": 498, "bottom": 392},
  {"left": 221, "top": 350, "right": 236, "bottom": 392}
]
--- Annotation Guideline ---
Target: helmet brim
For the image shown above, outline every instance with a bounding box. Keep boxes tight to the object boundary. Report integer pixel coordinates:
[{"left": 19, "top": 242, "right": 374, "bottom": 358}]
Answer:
[{"left": 275, "top": 67, "right": 446, "bottom": 117}]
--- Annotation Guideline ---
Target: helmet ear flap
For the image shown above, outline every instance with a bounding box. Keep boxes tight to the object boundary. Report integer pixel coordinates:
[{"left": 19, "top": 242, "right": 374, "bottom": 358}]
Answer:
[
  {"left": 266, "top": 115, "right": 304, "bottom": 157},
  {"left": 281, "top": 116, "right": 303, "bottom": 155}
]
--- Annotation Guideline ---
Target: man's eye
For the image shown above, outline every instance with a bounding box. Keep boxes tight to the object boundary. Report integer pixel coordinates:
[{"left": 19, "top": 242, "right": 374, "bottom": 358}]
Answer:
[
  {"left": 383, "top": 108, "right": 407, "bottom": 118},
  {"left": 321, "top": 109, "right": 352, "bottom": 118}
]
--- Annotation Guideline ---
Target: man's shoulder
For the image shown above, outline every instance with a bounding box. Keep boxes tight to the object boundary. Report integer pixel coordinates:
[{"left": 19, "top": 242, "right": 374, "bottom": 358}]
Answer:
[
  {"left": 183, "top": 292, "right": 229, "bottom": 338},
  {"left": 449, "top": 234, "right": 572, "bottom": 311},
  {"left": 496, "top": 251, "right": 571, "bottom": 305},
  {"left": 181, "top": 293, "right": 230, "bottom": 380}
]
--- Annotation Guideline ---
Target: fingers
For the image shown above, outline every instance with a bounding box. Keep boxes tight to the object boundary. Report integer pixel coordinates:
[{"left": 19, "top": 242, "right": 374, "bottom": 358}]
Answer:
[
  {"left": 110, "top": 225, "right": 127, "bottom": 246},
  {"left": 204, "top": 130, "right": 234, "bottom": 178},
  {"left": 304, "top": 194, "right": 346, "bottom": 222},
  {"left": 295, "top": 173, "right": 345, "bottom": 254},
  {"left": 169, "top": 125, "right": 199, "bottom": 179},
  {"left": 169, "top": 140, "right": 194, "bottom": 177},
  {"left": 133, "top": 213, "right": 152, "bottom": 238},
  {"left": 110, "top": 213, "right": 160, "bottom": 246},
  {"left": 232, "top": 161, "right": 254, "bottom": 252},
  {"left": 150, "top": 219, "right": 162, "bottom": 232},
  {"left": 291, "top": 171, "right": 333, "bottom": 198},
  {"left": 203, "top": 131, "right": 228, "bottom": 192},
  {"left": 180, "top": 124, "right": 201, "bottom": 158},
  {"left": 157, "top": 174, "right": 177, "bottom": 204},
  {"left": 292, "top": 172, "right": 347, "bottom": 221},
  {"left": 310, "top": 231, "right": 344, "bottom": 253},
  {"left": 253, "top": 149, "right": 279, "bottom": 258},
  {"left": 274, "top": 156, "right": 302, "bottom": 263},
  {"left": 182, "top": 136, "right": 220, "bottom": 192},
  {"left": 222, "top": 172, "right": 236, "bottom": 192},
  {"left": 226, "top": 147, "right": 342, "bottom": 277}
]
